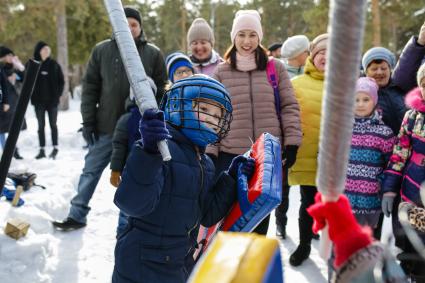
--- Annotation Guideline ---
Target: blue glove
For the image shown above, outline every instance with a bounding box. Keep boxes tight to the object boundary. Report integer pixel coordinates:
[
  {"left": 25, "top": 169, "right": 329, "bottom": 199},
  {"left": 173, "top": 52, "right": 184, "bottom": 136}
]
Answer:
[
  {"left": 382, "top": 194, "right": 395, "bottom": 217},
  {"left": 227, "top": 155, "right": 256, "bottom": 179},
  {"left": 139, "top": 109, "right": 171, "bottom": 153}
]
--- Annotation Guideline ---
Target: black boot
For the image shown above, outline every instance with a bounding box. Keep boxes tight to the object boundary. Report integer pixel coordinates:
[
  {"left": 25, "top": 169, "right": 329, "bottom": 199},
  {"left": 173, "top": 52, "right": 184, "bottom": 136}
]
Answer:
[
  {"left": 13, "top": 149, "right": 24, "bottom": 160},
  {"left": 289, "top": 243, "right": 311, "bottom": 266},
  {"left": 52, "top": 218, "right": 86, "bottom": 231},
  {"left": 49, "top": 148, "right": 58, "bottom": 159},
  {"left": 275, "top": 200, "right": 288, "bottom": 240},
  {"left": 35, "top": 149, "right": 46, "bottom": 159}
]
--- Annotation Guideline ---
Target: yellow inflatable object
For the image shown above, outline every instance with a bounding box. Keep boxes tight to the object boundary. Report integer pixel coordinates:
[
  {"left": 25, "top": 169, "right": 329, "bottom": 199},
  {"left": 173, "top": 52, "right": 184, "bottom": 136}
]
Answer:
[{"left": 188, "top": 232, "right": 283, "bottom": 283}]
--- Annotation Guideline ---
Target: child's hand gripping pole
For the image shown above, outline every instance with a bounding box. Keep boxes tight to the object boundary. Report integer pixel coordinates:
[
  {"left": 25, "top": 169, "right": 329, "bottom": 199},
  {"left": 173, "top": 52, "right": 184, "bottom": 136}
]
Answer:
[{"left": 103, "top": 0, "right": 171, "bottom": 161}]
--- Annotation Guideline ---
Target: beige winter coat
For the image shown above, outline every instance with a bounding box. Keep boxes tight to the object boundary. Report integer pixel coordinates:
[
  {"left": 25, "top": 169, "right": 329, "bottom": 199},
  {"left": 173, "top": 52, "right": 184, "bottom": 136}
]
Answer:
[{"left": 207, "top": 58, "right": 302, "bottom": 156}]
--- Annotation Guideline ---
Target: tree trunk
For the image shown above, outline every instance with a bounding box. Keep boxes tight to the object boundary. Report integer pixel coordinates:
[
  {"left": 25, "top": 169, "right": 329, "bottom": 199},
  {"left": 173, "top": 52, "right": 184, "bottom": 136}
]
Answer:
[
  {"left": 390, "top": 15, "right": 398, "bottom": 53},
  {"left": 56, "top": 0, "right": 69, "bottom": 110},
  {"left": 181, "top": 0, "right": 187, "bottom": 53},
  {"left": 371, "top": 0, "right": 381, "bottom": 46}
]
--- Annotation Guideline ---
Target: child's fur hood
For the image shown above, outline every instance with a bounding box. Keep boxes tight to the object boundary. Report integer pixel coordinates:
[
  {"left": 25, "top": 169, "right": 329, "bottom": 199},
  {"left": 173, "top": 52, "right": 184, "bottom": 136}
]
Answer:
[{"left": 405, "top": 87, "right": 425, "bottom": 112}]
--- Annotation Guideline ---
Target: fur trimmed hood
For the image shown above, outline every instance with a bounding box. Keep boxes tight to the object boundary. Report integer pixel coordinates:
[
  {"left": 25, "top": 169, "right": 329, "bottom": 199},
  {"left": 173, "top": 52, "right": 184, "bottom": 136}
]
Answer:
[{"left": 405, "top": 87, "right": 425, "bottom": 113}]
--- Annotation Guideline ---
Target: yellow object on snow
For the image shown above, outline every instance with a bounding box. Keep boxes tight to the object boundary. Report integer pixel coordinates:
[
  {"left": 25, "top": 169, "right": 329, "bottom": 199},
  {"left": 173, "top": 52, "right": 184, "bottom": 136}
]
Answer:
[{"left": 188, "top": 232, "right": 283, "bottom": 283}]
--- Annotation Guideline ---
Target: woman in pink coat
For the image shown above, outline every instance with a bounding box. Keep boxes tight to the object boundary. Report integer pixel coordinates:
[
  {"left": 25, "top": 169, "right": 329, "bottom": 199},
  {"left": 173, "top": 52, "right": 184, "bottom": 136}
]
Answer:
[{"left": 207, "top": 10, "right": 302, "bottom": 235}]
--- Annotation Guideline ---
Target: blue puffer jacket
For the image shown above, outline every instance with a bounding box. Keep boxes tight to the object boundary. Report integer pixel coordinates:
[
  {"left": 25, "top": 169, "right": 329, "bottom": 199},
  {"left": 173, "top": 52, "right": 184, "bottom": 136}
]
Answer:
[
  {"left": 113, "top": 125, "right": 236, "bottom": 283},
  {"left": 377, "top": 80, "right": 407, "bottom": 134}
]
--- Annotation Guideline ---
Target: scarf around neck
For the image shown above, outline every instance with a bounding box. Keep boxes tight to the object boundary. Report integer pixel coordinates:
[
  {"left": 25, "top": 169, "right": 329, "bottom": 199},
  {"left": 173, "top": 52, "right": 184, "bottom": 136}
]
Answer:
[{"left": 236, "top": 52, "right": 257, "bottom": 72}]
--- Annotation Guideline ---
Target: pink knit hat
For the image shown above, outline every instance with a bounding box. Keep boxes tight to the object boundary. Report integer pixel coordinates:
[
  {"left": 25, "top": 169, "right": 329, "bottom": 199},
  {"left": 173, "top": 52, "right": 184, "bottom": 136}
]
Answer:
[
  {"left": 355, "top": 77, "right": 379, "bottom": 106},
  {"left": 230, "top": 10, "right": 263, "bottom": 44}
]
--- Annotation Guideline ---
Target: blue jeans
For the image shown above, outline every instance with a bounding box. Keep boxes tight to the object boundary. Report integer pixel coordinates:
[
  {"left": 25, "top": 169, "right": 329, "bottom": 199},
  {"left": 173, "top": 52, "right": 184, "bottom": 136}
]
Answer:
[
  {"left": 69, "top": 134, "right": 113, "bottom": 223},
  {"left": 0, "top": 133, "right": 5, "bottom": 149}
]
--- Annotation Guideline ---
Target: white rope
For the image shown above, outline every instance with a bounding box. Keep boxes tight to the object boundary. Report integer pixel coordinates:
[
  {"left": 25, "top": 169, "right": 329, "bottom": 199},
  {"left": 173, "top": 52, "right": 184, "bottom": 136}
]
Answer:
[
  {"left": 317, "top": 0, "right": 368, "bottom": 199},
  {"left": 317, "top": 0, "right": 368, "bottom": 259},
  {"left": 103, "top": 0, "right": 171, "bottom": 161}
]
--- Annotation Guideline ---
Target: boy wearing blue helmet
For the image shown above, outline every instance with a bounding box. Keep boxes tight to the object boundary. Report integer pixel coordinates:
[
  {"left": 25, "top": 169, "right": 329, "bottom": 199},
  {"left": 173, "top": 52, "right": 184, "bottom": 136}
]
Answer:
[{"left": 112, "top": 75, "right": 255, "bottom": 283}]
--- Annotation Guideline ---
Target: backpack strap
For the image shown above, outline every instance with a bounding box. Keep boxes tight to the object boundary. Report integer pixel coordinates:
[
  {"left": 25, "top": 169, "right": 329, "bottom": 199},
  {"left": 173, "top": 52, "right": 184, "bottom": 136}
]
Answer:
[{"left": 266, "top": 58, "right": 282, "bottom": 123}]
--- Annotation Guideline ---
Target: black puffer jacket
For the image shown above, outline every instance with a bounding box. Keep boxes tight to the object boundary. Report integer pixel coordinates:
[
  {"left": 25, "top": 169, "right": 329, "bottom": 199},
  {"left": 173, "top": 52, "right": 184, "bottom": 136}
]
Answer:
[
  {"left": 377, "top": 80, "right": 407, "bottom": 134},
  {"left": 0, "top": 64, "right": 19, "bottom": 133},
  {"left": 81, "top": 33, "right": 167, "bottom": 135},
  {"left": 0, "top": 68, "right": 8, "bottom": 105}
]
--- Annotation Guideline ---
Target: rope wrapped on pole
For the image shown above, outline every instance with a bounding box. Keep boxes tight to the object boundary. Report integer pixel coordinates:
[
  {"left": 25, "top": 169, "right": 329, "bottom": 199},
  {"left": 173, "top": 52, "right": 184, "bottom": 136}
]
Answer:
[
  {"left": 317, "top": 0, "right": 367, "bottom": 199},
  {"left": 316, "top": 0, "right": 368, "bottom": 258},
  {"left": 103, "top": 0, "right": 171, "bottom": 161}
]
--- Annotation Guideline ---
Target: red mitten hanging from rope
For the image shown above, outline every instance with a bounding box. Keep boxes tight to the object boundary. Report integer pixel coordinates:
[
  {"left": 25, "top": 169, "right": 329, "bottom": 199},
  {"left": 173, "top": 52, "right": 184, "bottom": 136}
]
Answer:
[{"left": 307, "top": 192, "right": 373, "bottom": 268}]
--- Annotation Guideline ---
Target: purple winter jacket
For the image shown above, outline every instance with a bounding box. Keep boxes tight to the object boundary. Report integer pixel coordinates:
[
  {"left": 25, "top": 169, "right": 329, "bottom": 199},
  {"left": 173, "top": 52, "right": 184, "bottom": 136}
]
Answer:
[{"left": 392, "top": 36, "right": 425, "bottom": 92}]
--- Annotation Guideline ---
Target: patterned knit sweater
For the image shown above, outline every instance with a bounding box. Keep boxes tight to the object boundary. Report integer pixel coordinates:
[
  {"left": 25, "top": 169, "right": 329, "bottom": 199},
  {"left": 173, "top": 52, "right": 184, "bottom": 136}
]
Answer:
[{"left": 345, "top": 112, "right": 396, "bottom": 215}]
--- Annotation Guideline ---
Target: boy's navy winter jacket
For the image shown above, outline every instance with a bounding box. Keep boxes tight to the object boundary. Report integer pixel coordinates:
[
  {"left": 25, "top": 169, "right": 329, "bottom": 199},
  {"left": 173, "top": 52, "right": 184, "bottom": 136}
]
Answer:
[{"left": 113, "top": 125, "right": 236, "bottom": 283}]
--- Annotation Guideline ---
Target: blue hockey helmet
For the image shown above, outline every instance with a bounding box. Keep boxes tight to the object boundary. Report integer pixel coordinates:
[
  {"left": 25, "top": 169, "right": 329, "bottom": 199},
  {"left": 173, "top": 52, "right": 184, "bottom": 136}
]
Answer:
[{"left": 162, "top": 75, "right": 232, "bottom": 147}]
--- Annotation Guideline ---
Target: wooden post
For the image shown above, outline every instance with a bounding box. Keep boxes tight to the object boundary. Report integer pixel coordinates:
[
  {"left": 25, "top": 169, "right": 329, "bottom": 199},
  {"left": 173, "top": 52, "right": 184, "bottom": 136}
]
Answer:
[{"left": 11, "top": 185, "right": 23, "bottom": 207}]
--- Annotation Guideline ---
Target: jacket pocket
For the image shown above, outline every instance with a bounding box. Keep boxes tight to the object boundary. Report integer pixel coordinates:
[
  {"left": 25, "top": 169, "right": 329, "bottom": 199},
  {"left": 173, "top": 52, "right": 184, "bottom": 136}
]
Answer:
[{"left": 140, "top": 246, "right": 186, "bottom": 265}]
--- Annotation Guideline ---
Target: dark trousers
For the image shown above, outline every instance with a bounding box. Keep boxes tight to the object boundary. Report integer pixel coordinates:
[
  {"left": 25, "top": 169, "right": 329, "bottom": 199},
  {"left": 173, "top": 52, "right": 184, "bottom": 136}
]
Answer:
[
  {"left": 214, "top": 151, "right": 270, "bottom": 235},
  {"left": 35, "top": 104, "right": 58, "bottom": 147},
  {"left": 298, "top": 185, "right": 318, "bottom": 244},
  {"left": 275, "top": 167, "right": 290, "bottom": 231},
  {"left": 373, "top": 213, "right": 384, "bottom": 240}
]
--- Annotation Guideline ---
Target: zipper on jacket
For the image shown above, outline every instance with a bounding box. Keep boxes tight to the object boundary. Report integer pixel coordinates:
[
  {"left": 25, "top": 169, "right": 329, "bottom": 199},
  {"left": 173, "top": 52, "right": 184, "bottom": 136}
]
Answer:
[
  {"left": 248, "top": 71, "right": 256, "bottom": 141},
  {"left": 195, "top": 147, "right": 204, "bottom": 193},
  {"left": 194, "top": 146, "right": 204, "bottom": 230}
]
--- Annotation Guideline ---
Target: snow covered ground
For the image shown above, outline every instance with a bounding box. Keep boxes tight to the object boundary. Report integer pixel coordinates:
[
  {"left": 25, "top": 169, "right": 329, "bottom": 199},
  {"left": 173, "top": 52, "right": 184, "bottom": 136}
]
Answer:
[{"left": 0, "top": 97, "right": 393, "bottom": 283}]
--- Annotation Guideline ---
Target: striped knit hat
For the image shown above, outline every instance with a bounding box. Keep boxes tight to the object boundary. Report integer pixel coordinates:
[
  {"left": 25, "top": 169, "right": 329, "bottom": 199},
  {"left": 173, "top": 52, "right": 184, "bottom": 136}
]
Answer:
[{"left": 165, "top": 52, "right": 194, "bottom": 83}]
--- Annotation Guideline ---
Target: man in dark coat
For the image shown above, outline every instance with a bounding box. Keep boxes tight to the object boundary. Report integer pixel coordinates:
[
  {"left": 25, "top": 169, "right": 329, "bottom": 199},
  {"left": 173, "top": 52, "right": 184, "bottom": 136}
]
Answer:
[
  {"left": 53, "top": 6, "right": 168, "bottom": 230},
  {"left": 0, "top": 46, "right": 25, "bottom": 159},
  {"left": 0, "top": 48, "right": 10, "bottom": 153},
  {"left": 31, "top": 41, "right": 64, "bottom": 159}
]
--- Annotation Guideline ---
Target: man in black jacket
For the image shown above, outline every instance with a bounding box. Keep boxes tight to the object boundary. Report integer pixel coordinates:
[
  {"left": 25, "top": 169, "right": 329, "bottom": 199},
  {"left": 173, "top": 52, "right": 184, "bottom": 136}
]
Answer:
[
  {"left": 31, "top": 41, "right": 64, "bottom": 159},
  {"left": 0, "top": 66, "right": 10, "bottom": 152},
  {"left": 53, "top": 6, "right": 168, "bottom": 230},
  {"left": 0, "top": 46, "right": 25, "bottom": 159}
]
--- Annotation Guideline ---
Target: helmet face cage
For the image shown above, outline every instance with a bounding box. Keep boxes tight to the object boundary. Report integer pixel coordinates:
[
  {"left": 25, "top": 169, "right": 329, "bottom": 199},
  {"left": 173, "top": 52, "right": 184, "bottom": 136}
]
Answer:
[{"left": 163, "top": 77, "right": 232, "bottom": 146}]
